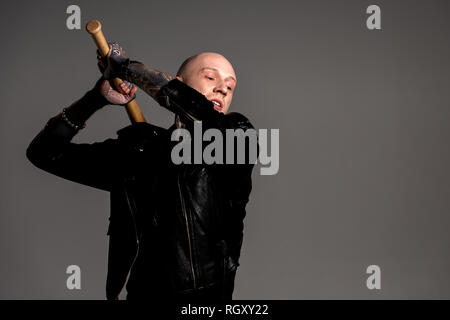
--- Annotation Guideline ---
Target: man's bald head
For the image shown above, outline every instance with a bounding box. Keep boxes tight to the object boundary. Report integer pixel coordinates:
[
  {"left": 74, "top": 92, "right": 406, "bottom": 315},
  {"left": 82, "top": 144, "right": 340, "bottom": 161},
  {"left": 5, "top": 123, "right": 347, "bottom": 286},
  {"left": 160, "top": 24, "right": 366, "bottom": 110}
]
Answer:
[
  {"left": 177, "top": 52, "right": 236, "bottom": 79},
  {"left": 176, "top": 54, "right": 200, "bottom": 78},
  {"left": 175, "top": 52, "right": 237, "bottom": 114}
]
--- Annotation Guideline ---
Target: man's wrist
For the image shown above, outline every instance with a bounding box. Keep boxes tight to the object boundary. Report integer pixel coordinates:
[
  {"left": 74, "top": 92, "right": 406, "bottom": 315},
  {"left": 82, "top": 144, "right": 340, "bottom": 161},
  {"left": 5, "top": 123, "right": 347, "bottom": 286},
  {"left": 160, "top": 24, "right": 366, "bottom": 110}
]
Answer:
[
  {"left": 86, "top": 87, "right": 109, "bottom": 108},
  {"left": 121, "top": 60, "right": 142, "bottom": 82},
  {"left": 62, "top": 90, "right": 108, "bottom": 130}
]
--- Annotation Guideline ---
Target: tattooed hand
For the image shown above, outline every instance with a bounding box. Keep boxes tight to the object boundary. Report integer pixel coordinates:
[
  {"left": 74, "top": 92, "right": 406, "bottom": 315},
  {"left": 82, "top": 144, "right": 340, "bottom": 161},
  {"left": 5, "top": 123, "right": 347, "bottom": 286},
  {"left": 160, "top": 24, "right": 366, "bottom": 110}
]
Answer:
[
  {"left": 94, "top": 77, "right": 137, "bottom": 106},
  {"left": 97, "top": 42, "right": 129, "bottom": 80}
]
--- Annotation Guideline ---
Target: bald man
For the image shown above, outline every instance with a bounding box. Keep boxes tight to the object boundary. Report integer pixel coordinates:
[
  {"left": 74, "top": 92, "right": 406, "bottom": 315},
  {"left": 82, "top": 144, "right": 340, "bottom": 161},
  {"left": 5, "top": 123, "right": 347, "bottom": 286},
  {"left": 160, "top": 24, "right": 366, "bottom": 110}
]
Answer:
[{"left": 27, "top": 43, "right": 255, "bottom": 301}]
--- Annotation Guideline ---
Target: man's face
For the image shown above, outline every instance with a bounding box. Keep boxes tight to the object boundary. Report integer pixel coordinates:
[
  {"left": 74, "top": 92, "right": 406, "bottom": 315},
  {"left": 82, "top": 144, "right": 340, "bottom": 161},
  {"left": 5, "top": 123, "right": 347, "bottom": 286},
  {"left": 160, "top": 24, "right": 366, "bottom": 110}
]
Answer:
[{"left": 176, "top": 53, "right": 236, "bottom": 114}]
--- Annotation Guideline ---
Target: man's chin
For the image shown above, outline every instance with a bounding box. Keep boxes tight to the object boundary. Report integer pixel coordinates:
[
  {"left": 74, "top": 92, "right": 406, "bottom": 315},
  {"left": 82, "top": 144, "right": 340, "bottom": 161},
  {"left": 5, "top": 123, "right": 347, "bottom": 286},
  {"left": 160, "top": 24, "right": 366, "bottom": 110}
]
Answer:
[{"left": 213, "top": 105, "right": 224, "bottom": 113}]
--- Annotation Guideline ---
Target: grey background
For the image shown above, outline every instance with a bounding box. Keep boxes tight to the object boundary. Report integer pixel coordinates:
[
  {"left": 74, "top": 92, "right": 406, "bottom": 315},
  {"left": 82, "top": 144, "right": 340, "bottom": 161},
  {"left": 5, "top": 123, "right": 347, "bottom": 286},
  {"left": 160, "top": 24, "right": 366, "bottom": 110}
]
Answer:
[{"left": 1, "top": 0, "right": 449, "bottom": 299}]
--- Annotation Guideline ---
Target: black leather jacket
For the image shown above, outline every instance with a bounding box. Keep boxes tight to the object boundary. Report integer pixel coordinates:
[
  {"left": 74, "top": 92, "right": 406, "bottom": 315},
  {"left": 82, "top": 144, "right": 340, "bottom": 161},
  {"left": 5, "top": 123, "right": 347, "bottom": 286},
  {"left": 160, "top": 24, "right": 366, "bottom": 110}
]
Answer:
[{"left": 26, "top": 79, "right": 255, "bottom": 300}]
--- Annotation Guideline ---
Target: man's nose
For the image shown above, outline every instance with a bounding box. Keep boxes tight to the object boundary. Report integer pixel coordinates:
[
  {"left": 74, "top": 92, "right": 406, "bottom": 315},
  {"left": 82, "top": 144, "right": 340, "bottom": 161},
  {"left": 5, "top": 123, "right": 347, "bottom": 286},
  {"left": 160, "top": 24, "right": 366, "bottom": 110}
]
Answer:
[{"left": 214, "top": 82, "right": 228, "bottom": 95}]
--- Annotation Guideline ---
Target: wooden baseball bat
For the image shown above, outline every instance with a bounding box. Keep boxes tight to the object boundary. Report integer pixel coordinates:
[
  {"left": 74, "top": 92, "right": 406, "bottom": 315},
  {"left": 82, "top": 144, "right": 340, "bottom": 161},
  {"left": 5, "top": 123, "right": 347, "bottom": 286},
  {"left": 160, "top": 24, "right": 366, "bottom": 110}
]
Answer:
[{"left": 86, "top": 20, "right": 146, "bottom": 123}]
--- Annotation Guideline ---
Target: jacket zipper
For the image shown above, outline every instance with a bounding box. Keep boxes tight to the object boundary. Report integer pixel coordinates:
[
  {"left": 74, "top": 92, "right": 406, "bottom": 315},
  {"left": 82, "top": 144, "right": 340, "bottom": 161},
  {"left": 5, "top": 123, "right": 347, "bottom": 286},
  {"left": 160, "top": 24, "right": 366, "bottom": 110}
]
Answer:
[
  {"left": 121, "top": 187, "right": 140, "bottom": 297},
  {"left": 177, "top": 174, "right": 197, "bottom": 289}
]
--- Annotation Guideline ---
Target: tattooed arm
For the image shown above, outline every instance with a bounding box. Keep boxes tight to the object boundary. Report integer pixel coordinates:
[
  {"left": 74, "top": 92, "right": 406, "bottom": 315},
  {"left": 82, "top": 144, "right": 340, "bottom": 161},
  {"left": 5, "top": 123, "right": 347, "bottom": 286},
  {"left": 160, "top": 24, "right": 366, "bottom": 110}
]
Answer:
[
  {"left": 125, "top": 62, "right": 175, "bottom": 105},
  {"left": 99, "top": 43, "right": 174, "bottom": 105}
]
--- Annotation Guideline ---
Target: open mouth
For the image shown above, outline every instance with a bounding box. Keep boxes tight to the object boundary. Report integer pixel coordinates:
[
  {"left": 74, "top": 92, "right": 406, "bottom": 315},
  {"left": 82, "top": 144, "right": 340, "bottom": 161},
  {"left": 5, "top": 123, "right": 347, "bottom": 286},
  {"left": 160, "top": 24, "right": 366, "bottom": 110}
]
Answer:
[{"left": 210, "top": 100, "right": 223, "bottom": 112}]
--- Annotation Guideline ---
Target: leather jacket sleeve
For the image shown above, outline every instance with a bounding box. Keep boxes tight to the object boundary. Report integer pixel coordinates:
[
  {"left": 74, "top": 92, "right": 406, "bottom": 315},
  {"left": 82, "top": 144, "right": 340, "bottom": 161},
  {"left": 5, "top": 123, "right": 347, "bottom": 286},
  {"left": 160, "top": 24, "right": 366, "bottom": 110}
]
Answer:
[
  {"left": 26, "top": 91, "right": 120, "bottom": 192},
  {"left": 158, "top": 79, "right": 256, "bottom": 266},
  {"left": 158, "top": 79, "right": 251, "bottom": 130}
]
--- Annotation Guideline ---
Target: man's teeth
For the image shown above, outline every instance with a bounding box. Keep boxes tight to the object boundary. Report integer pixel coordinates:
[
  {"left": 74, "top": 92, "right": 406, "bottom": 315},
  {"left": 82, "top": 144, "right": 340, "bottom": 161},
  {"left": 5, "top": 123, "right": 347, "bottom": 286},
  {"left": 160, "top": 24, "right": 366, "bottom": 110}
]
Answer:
[{"left": 212, "top": 101, "right": 221, "bottom": 107}]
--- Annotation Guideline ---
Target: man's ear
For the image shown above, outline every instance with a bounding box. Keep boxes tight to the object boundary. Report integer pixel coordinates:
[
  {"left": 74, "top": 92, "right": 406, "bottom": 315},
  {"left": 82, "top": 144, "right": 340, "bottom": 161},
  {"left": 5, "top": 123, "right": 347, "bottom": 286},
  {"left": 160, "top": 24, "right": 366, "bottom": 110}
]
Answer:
[{"left": 176, "top": 75, "right": 184, "bottom": 82}]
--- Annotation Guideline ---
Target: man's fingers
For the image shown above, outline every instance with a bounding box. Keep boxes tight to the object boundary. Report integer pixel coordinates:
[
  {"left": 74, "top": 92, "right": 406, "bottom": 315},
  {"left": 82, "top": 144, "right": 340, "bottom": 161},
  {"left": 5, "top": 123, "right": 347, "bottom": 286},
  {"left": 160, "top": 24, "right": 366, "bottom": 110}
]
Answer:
[
  {"left": 120, "top": 82, "right": 135, "bottom": 94},
  {"left": 120, "top": 82, "right": 129, "bottom": 94},
  {"left": 100, "top": 78, "right": 136, "bottom": 105}
]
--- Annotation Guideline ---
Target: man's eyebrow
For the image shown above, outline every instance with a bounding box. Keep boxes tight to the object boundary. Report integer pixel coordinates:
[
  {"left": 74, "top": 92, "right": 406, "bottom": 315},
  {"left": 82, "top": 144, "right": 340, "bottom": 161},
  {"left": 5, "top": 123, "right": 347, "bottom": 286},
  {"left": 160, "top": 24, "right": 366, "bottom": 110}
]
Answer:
[{"left": 200, "top": 67, "right": 236, "bottom": 82}]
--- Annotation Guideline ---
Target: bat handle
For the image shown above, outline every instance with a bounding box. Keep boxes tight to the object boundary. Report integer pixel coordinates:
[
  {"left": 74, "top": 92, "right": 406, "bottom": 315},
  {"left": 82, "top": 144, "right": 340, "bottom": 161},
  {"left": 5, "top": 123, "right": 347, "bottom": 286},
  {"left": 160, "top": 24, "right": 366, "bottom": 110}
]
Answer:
[{"left": 86, "top": 20, "right": 146, "bottom": 123}]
